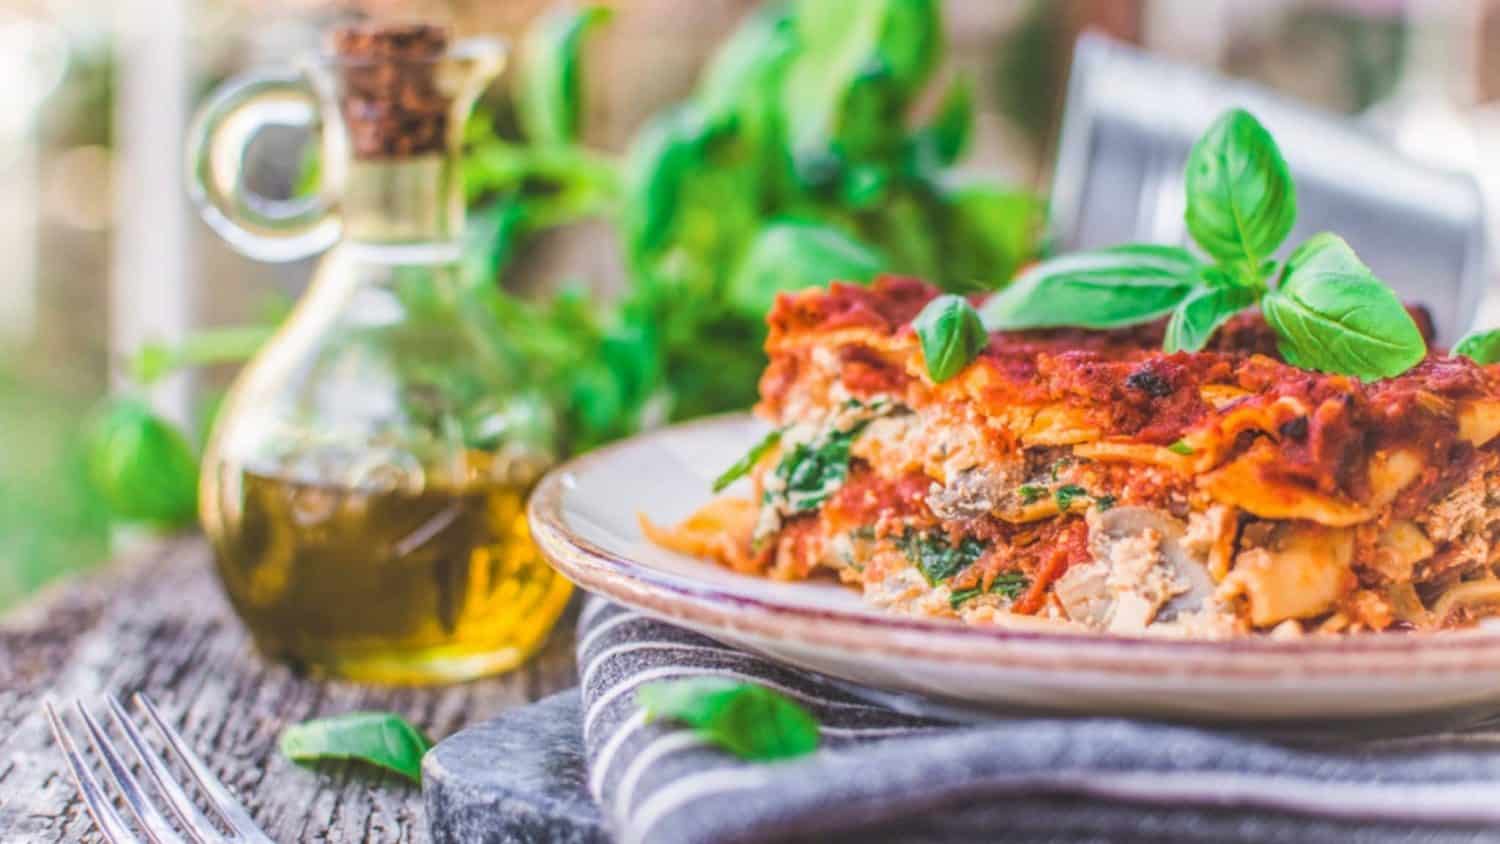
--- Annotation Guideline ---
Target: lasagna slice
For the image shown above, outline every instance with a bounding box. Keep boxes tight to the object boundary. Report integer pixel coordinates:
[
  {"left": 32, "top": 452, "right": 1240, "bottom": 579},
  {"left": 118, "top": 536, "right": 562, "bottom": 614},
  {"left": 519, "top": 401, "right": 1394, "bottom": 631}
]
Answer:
[{"left": 645, "top": 277, "right": 1500, "bottom": 637}]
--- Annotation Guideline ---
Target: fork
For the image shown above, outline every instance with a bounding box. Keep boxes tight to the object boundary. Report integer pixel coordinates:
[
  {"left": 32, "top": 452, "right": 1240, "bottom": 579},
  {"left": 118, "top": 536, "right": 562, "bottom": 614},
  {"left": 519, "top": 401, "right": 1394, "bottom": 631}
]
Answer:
[{"left": 44, "top": 694, "right": 274, "bottom": 844}]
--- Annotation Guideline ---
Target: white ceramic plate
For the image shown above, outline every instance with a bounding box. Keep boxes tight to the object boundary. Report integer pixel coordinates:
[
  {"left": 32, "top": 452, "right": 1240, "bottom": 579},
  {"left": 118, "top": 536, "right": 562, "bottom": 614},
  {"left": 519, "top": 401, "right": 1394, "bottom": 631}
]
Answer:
[{"left": 529, "top": 413, "right": 1500, "bottom": 721}]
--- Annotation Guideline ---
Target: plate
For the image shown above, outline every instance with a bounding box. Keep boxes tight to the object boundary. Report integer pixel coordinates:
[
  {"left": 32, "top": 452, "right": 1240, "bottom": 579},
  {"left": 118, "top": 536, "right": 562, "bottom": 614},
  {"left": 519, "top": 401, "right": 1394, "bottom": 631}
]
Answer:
[{"left": 528, "top": 413, "right": 1500, "bottom": 721}]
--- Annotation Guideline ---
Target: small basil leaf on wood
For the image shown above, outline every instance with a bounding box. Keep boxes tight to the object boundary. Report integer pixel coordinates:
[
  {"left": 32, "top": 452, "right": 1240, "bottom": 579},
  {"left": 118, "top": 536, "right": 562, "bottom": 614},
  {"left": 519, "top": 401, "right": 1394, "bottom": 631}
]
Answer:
[
  {"left": 516, "top": 6, "right": 613, "bottom": 146},
  {"left": 714, "top": 429, "right": 781, "bottom": 492},
  {"left": 914, "top": 294, "right": 986, "bottom": 382},
  {"left": 279, "top": 712, "right": 433, "bottom": 784},
  {"left": 1163, "top": 284, "right": 1258, "bottom": 353},
  {"left": 1184, "top": 108, "right": 1296, "bottom": 270},
  {"left": 979, "top": 244, "right": 1200, "bottom": 330},
  {"left": 727, "top": 220, "right": 884, "bottom": 318},
  {"left": 638, "top": 678, "right": 819, "bottom": 761},
  {"left": 1453, "top": 329, "right": 1500, "bottom": 365},
  {"left": 1261, "top": 233, "right": 1426, "bottom": 379}
]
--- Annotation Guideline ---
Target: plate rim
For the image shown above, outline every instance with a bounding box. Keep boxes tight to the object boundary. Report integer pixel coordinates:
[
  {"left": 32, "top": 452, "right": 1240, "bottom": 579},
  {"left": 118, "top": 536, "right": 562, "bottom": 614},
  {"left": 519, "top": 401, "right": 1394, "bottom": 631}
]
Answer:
[{"left": 528, "top": 413, "right": 1500, "bottom": 680}]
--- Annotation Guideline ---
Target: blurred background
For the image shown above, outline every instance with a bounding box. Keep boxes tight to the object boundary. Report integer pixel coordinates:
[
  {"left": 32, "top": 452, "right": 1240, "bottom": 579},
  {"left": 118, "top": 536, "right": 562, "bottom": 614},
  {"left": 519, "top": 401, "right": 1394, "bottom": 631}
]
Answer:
[{"left": 3, "top": 0, "right": 1498, "bottom": 606}]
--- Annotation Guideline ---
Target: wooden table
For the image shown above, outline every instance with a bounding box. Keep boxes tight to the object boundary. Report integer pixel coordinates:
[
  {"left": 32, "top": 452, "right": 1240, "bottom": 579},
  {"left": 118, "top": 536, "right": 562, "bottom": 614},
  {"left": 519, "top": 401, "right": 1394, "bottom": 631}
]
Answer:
[{"left": 0, "top": 538, "right": 579, "bottom": 842}]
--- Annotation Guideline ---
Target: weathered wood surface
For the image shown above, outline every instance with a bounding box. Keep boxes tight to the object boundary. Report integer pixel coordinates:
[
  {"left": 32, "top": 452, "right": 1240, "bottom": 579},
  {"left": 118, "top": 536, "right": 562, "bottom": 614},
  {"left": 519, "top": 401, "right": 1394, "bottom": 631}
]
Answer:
[{"left": 0, "top": 538, "right": 579, "bottom": 842}]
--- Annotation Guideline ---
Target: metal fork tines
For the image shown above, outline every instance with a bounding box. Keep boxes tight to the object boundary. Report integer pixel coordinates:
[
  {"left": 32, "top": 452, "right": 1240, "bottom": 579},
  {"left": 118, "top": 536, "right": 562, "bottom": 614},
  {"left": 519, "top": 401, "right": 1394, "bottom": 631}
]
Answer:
[{"left": 43, "top": 694, "right": 273, "bottom": 844}]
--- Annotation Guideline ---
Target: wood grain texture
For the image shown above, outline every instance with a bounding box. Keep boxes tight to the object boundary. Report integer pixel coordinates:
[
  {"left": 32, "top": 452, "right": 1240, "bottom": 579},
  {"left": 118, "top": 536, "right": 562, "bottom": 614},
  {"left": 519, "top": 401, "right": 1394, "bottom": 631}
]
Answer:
[{"left": 0, "top": 538, "right": 579, "bottom": 843}]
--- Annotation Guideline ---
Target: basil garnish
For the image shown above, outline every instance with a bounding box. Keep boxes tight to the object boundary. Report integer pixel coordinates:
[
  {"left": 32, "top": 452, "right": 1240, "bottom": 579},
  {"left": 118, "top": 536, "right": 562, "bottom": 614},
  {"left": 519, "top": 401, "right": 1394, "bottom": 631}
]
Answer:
[
  {"left": 279, "top": 712, "right": 432, "bottom": 784},
  {"left": 982, "top": 244, "right": 1200, "bottom": 330},
  {"left": 1454, "top": 329, "right": 1500, "bottom": 365},
  {"left": 914, "top": 294, "right": 987, "bottom": 382},
  {"left": 713, "top": 429, "right": 781, "bottom": 492},
  {"left": 1183, "top": 109, "right": 1297, "bottom": 272},
  {"left": 1262, "top": 234, "right": 1426, "bottom": 379},
  {"left": 1163, "top": 283, "right": 1258, "bottom": 354},
  {"left": 978, "top": 108, "right": 1428, "bottom": 380},
  {"left": 638, "top": 678, "right": 819, "bottom": 761}
]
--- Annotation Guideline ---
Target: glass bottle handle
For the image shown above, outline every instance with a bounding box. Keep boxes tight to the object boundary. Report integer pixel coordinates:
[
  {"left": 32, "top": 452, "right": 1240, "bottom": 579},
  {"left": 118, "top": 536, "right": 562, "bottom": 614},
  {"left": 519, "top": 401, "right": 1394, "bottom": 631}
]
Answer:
[{"left": 186, "top": 68, "right": 341, "bottom": 262}]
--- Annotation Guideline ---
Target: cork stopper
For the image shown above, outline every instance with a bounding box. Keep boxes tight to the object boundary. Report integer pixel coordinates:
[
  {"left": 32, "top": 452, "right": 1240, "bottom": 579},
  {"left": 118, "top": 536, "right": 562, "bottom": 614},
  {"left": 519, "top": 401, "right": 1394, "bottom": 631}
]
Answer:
[{"left": 326, "top": 22, "right": 452, "bottom": 159}]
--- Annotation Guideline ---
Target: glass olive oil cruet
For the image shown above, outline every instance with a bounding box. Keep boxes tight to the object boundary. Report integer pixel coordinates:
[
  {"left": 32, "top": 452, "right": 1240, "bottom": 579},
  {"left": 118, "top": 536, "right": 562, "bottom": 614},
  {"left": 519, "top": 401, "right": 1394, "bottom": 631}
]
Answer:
[{"left": 187, "top": 22, "right": 571, "bottom": 683}]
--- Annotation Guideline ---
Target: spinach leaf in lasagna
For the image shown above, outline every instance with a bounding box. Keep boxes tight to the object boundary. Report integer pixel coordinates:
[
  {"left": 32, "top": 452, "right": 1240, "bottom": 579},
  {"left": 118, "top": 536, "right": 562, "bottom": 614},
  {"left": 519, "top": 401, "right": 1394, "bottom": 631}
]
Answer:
[
  {"left": 770, "top": 425, "right": 862, "bottom": 513},
  {"left": 897, "top": 529, "right": 987, "bottom": 585},
  {"left": 949, "top": 571, "right": 1029, "bottom": 609},
  {"left": 713, "top": 429, "right": 782, "bottom": 492}
]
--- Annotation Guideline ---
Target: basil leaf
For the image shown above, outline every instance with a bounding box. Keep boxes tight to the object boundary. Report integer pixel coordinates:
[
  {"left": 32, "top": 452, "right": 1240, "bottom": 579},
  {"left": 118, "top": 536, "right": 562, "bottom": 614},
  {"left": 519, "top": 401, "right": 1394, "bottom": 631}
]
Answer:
[
  {"left": 783, "top": 0, "right": 940, "bottom": 159},
  {"left": 515, "top": 6, "right": 613, "bottom": 146},
  {"left": 727, "top": 220, "right": 884, "bottom": 318},
  {"left": 1163, "top": 284, "right": 1258, "bottom": 353},
  {"left": 1184, "top": 109, "right": 1296, "bottom": 269},
  {"left": 914, "top": 294, "right": 987, "bottom": 382},
  {"left": 697, "top": 4, "right": 797, "bottom": 121},
  {"left": 714, "top": 430, "right": 781, "bottom": 492},
  {"left": 1261, "top": 233, "right": 1426, "bottom": 379},
  {"left": 913, "top": 72, "right": 972, "bottom": 166},
  {"left": 638, "top": 678, "right": 819, "bottom": 761},
  {"left": 279, "top": 712, "right": 432, "bottom": 784},
  {"left": 85, "top": 399, "right": 199, "bottom": 528},
  {"left": 979, "top": 244, "right": 1200, "bottom": 330},
  {"left": 1453, "top": 329, "right": 1500, "bottom": 365}
]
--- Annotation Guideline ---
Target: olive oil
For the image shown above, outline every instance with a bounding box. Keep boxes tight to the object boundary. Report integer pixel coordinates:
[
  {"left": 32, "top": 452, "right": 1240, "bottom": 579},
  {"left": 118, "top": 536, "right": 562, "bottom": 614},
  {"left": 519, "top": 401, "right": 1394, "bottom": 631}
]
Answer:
[{"left": 204, "top": 463, "right": 571, "bottom": 684}]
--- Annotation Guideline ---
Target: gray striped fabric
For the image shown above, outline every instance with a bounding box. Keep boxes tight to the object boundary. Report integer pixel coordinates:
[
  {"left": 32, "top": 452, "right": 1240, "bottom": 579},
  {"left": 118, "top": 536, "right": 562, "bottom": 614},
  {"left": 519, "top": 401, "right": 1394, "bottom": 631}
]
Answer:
[{"left": 577, "top": 597, "right": 1500, "bottom": 844}]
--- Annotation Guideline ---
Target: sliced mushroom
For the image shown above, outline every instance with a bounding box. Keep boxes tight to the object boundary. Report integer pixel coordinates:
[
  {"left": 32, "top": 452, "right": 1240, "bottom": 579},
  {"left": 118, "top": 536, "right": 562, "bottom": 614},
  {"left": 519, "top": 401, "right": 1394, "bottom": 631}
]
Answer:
[{"left": 1090, "top": 506, "right": 1216, "bottom": 622}]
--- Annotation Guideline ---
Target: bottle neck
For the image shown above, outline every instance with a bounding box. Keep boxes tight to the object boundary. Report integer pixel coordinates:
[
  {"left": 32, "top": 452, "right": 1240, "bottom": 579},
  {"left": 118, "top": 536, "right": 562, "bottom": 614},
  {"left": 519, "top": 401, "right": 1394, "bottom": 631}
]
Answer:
[{"left": 341, "top": 154, "right": 466, "bottom": 246}]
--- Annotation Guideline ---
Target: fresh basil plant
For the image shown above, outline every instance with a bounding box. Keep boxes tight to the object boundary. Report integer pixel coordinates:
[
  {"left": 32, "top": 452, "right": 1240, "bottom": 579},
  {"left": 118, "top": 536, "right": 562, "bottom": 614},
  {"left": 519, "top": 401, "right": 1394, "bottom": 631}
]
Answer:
[{"left": 981, "top": 108, "right": 1428, "bottom": 381}]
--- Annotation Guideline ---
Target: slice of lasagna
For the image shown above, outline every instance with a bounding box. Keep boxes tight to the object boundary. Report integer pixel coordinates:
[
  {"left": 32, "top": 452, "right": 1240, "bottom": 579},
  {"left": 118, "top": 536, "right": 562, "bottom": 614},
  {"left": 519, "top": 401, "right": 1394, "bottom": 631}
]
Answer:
[{"left": 644, "top": 277, "right": 1500, "bottom": 637}]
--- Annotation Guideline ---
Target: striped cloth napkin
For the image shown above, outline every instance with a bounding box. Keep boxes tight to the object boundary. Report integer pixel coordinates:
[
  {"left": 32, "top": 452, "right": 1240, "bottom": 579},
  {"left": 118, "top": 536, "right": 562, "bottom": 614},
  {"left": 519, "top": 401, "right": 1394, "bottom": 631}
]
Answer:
[{"left": 577, "top": 596, "right": 1500, "bottom": 844}]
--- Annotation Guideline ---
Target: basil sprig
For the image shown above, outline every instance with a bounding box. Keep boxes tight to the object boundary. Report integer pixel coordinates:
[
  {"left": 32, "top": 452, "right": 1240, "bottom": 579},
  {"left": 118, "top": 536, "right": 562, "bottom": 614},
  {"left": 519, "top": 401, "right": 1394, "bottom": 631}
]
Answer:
[
  {"left": 1454, "top": 329, "right": 1500, "bottom": 365},
  {"left": 913, "top": 294, "right": 987, "bottom": 382},
  {"left": 979, "top": 108, "right": 1428, "bottom": 380}
]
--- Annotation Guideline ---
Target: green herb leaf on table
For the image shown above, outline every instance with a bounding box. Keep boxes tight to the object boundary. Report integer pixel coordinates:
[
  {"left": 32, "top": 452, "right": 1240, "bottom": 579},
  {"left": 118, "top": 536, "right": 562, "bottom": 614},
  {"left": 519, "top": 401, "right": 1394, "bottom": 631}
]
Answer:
[
  {"left": 913, "top": 294, "right": 987, "bottom": 383},
  {"left": 714, "top": 429, "right": 782, "bottom": 492},
  {"left": 638, "top": 678, "right": 819, "bottom": 761},
  {"left": 279, "top": 712, "right": 433, "bottom": 784},
  {"left": 1168, "top": 440, "right": 1194, "bottom": 456},
  {"left": 1163, "top": 283, "right": 1259, "bottom": 354},
  {"left": 727, "top": 220, "right": 885, "bottom": 319},
  {"left": 515, "top": 5, "right": 613, "bottom": 146},
  {"left": 1261, "top": 233, "right": 1426, "bottom": 380},
  {"left": 1183, "top": 108, "right": 1296, "bottom": 273},
  {"left": 980, "top": 244, "right": 1201, "bottom": 330},
  {"left": 1453, "top": 330, "right": 1500, "bottom": 365}
]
